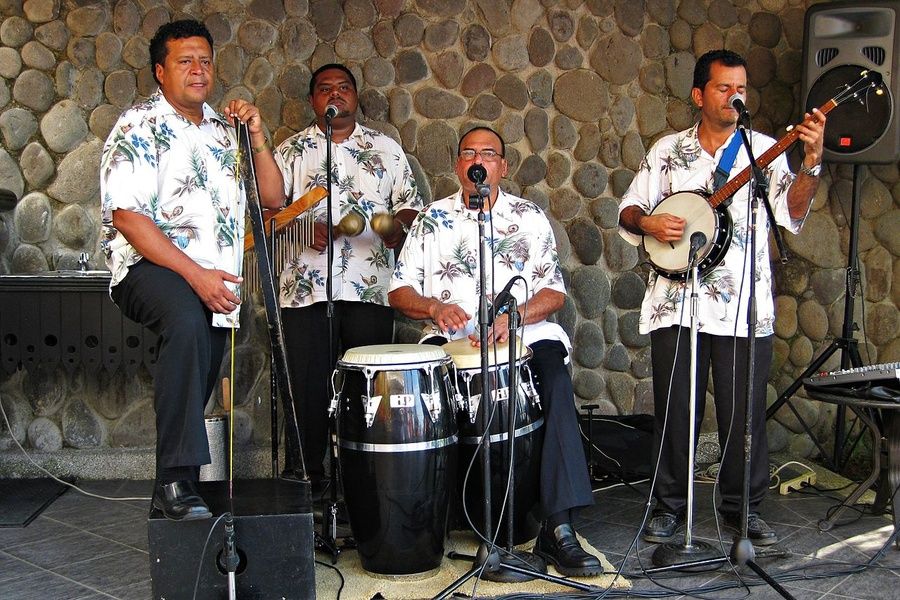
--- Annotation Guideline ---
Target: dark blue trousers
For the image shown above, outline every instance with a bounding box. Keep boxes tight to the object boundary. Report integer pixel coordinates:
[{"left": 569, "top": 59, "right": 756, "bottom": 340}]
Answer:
[
  {"left": 529, "top": 340, "right": 594, "bottom": 518},
  {"left": 112, "top": 260, "right": 226, "bottom": 472},
  {"left": 650, "top": 326, "right": 773, "bottom": 515}
]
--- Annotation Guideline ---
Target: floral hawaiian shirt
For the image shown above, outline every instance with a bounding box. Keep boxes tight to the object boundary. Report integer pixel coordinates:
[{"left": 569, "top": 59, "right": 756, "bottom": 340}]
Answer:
[
  {"left": 274, "top": 123, "right": 422, "bottom": 308},
  {"left": 391, "top": 190, "right": 571, "bottom": 349},
  {"left": 619, "top": 123, "right": 810, "bottom": 338},
  {"left": 100, "top": 90, "right": 245, "bottom": 328}
]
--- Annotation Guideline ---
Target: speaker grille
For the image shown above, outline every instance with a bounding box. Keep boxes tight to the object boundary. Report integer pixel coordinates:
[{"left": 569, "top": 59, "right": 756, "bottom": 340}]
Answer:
[
  {"left": 816, "top": 47, "right": 839, "bottom": 67},
  {"left": 862, "top": 46, "right": 886, "bottom": 65}
]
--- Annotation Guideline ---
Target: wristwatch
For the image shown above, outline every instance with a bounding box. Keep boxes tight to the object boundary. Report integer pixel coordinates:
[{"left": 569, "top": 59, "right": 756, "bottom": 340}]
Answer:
[{"left": 799, "top": 162, "right": 822, "bottom": 177}]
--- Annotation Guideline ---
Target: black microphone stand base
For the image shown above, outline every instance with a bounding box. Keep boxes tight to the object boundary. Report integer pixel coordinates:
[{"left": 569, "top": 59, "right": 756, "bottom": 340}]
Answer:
[
  {"left": 475, "top": 544, "right": 546, "bottom": 584},
  {"left": 730, "top": 538, "right": 797, "bottom": 600},
  {"left": 436, "top": 543, "right": 602, "bottom": 599},
  {"left": 651, "top": 539, "right": 721, "bottom": 571}
]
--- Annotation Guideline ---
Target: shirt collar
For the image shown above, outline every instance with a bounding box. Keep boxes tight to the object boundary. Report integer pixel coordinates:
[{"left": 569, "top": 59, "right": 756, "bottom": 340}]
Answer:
[
  {"left": 152, "top": 88, "right": 225, "bottom": 127},
  {"left": 450, "top": 188, "right": 510, "bottom": 218},
  {"left": 312, "top": 120, "right": 364, "bottom": 141}
]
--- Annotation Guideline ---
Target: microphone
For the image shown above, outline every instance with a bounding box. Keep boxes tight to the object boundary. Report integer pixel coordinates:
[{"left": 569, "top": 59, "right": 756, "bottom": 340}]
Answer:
[
  {"left": 688, "top": 231, "right": 707, "bottom": 264},
  {"left": 488, "top": 276, "right": 521, "bottom": 326},
  {"left": 465, "top": 164, "right": 490, "bottom": 207},
  {"left": 324, "top": 104, "right": 339, "bottom": 121},
  {"left": 467, "top": 164, "right": 487, "bottom": 184},
  {"left": 728, "top": 93, "right": 749, "bottom": 120}
]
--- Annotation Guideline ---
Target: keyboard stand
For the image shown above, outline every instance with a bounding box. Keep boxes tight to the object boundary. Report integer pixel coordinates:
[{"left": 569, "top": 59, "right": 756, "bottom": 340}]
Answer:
[{"left": 806, "top": 389, "right": 900, "bottom": 546}]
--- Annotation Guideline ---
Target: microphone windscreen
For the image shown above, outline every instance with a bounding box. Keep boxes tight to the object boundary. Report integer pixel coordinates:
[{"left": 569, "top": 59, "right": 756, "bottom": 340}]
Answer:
[{"left": 467, "top": 164, "right": 487, "bottom": 184}]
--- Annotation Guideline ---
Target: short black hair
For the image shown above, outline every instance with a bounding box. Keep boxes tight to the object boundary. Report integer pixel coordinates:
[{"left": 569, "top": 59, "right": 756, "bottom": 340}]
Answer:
[
  {"left": 150, "top": 20, "right": 214, "bottom": 85},
  {"left": 458, "top": 126, "right": 505, "bottom": 157},
  {"left": 692, "top": 49, "right": 747, "bottom": 91},
  {"left": 308, "top": 63, "right": 358, "bottom": 97}
]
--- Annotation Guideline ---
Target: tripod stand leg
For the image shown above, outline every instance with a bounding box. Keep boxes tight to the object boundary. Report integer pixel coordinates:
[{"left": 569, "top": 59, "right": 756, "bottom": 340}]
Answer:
[{"left": 746, "top": 560, "right": 797, "bottom": 600}]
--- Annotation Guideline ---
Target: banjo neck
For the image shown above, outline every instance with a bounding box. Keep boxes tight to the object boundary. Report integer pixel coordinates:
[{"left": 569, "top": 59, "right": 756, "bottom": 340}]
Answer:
[{"left": 708, "top": 98, "right": 838, "bottom": 209}]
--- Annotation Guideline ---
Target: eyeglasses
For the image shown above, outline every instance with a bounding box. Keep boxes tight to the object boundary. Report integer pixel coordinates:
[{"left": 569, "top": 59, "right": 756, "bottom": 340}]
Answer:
[{"left": 459, "top": 148, "right": 503, "bottom": 161}]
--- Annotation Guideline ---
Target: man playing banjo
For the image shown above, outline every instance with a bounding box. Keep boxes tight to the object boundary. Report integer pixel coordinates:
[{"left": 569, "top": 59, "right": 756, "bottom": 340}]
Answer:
[{"left": 618, "top": 49, "right": 826, "bottom": 546}]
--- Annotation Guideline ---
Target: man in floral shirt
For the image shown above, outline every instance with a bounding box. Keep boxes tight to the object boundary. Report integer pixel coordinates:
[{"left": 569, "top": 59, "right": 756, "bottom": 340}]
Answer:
[
  {"left": 274, "top": 64, "right": 422, "bottom": 486},
  {"left": 100, "top": 20, "right": 284, "bottom": 520},
  {"left": 618, "top": 50, "right": 825, "bottom": 545},
  {"left": 389, "top": 127, "right": 602, "bottom": 577}
]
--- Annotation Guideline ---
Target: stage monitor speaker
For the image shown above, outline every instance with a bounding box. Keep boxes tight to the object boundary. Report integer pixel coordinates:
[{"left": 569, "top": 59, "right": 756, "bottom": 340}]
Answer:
[
  {"left": 148, "top": 479, "right": 315, "bottom": 600},
  {"left": 801, "top": 0, "right": 900, "bottom": 164}
]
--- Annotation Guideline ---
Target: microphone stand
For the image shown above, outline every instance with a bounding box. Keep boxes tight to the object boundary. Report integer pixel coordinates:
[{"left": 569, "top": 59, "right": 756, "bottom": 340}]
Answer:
[
  {"left": 435, "top": 178, "right": 598, "bottom": 599},
  {"left": 650, "top": 234, "right": 720, "bottom": 570},
  {"left": 728, "top": 124, "right": 795, "bottom": 600},
  {"left": 316, "top": 111, "right": 341, "bottom": 562}
]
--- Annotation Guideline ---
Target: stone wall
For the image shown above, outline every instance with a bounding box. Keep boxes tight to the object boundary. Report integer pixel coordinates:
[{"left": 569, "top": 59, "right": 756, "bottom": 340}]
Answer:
[{"left": 1, "top": 0, "right": 898, "bottom": 476}]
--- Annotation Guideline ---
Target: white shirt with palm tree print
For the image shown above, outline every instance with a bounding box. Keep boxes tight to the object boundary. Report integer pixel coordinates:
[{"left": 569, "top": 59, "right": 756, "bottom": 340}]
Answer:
[
  {"left": 100, "top": 90, "right": 245, "bottom": 328},
  {"left": 618, "top": 123, "right": 810, "bottom": 338},
  {"left": 391, "top": 189, "right": 571, "bottom": 349},
  {"left": 274, "top": 123, "right": 422, "bottom": 308}
]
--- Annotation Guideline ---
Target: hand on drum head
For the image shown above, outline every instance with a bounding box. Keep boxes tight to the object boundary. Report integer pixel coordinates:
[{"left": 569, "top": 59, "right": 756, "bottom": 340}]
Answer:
[
  {"left": 429, "top": 301, "right": 471, "bottom": 334},
  {"left": 468, "top": 313, "right": 509, "bottom": 346}
]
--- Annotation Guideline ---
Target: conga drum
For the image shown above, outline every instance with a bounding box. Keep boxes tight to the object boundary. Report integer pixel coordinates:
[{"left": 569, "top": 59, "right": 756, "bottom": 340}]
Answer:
[
  {"left": 444, "top": 337, "right": 545, "bottom": 544},
  {"left": 334, "top": 344, "right": 458, "bottom": 576}
]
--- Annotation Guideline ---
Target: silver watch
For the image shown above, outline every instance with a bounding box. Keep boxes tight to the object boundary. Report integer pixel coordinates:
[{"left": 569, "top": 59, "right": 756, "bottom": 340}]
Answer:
[{"left": 799, "top": 163, "right": 822, "bottom": 177}]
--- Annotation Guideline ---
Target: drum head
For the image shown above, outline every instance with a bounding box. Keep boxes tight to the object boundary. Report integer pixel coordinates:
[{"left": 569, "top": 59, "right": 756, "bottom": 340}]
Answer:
[
  {"left": 341, "top": 343, "right": 447, "bottom": 366},
  {"left": 442, "top": 337, "right": 528, "bottom": 370}
]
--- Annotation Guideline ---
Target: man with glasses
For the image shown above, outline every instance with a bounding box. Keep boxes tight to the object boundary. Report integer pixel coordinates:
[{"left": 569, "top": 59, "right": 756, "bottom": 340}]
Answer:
[{"left": 388, "top": 127, "right": 602, "bottom": 576}]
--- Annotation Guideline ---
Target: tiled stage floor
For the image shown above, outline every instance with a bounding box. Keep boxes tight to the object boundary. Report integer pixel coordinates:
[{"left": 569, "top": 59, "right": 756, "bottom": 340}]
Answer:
[{"left": 0, "top": 477, "right": 897, "bottom": 599}]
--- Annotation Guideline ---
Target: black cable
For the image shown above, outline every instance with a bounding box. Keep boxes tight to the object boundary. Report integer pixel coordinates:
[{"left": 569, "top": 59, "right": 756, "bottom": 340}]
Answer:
[
  {"left": 315, "top": 559, "right": 345, "bottom": 600},
  {"left": 191, "top": 513, "right": 229, "bottom": 600}
]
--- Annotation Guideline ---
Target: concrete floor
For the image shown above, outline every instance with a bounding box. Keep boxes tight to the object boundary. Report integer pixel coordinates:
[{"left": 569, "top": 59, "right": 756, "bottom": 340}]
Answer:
[{"left": 0, "top": 476, "right": 898, "bottom": 599}]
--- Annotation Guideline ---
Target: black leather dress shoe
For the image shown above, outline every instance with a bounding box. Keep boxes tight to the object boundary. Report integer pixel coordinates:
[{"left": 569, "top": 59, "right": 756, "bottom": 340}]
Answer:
[
  {"left": 533, "top": 523, "right": 604, "bottom": 577},
  {"left": 153, "top": 480, "right": 212, "bottom": 521},
  {"left": 721, "top": 512, "right": 778, "bottom": 546},
  {"left": 642, "top": 511, "right": 684, "bottom": 543}
]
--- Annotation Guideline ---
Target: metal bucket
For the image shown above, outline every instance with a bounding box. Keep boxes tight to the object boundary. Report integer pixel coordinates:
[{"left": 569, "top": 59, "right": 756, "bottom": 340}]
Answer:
[{"left": 200, "top": 414, "right": 228, "bottom": 481}]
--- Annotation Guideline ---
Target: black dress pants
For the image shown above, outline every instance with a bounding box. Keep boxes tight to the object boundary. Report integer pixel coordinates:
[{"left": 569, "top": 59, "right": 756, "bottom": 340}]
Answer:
[
  {"left": 111, "top": 260, "right": 226, "bottom": 472},
  {"left": 281, "top": 300, "right": 395, "bottom": 480},
  {"left": 649, "top": 326, "right": 773, "bottom": 515},
  {"left": 528, "top": 340, "right": 594, "bottom": 518}
]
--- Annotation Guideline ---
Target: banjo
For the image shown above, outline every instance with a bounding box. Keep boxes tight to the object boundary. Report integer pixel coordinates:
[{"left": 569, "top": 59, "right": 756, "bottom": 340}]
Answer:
[{"left": 644, "top": 69, "right": 884, "bottom": 281}]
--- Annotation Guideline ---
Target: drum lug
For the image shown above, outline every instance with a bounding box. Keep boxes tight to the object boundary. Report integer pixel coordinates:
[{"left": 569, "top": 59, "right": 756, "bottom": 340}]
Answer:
[
  {"left": 467, "top": 394, "right": 481, "bottom": 424},
  {"left": 454, "top": 391, "right": 466, "bottom": 413},
  {"left": 328, "top": 392, "right": 340, "bottom": 418},
  {"left": 422, "top": 392, "right": 442, "bottom": 422},
  {"left": 517, "top": 383, "right": 536, "bottom": 408},
  {"left": 522, "top": 370, "right": 541, "bottom": 408},
  {"left": 363, "top": 395, "right": 381, "bottom": 427}
]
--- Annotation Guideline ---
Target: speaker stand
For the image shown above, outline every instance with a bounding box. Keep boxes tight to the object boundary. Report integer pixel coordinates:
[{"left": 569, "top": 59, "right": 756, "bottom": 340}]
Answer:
[{"left": 765, "top": 164, "right": 865, "bottom": 470}]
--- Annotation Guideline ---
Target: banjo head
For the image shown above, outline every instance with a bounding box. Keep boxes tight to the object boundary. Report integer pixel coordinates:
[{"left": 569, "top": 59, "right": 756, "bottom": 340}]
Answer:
[{"left": 642, "top": 191, "right": 731, "bottom": 280}]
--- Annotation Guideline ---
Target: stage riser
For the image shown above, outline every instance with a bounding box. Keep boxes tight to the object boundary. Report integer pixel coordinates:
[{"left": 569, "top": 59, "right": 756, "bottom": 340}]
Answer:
[{"left": 148, "top": 480, "right": 315, "bottom": 600}]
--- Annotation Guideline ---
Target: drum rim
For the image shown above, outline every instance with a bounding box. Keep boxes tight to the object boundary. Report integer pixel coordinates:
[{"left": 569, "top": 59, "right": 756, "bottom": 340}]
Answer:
[
  {"left": 336, "top": 355, "right": 452, "bottom": 371},
  {"left": 341, "top": 343, "right": 448, "bottom": 365}
]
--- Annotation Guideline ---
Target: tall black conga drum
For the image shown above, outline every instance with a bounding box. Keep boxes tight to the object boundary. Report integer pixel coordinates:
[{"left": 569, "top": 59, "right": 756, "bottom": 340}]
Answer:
[
  {"left": 444, "top": 337, "right": 544, "bottom": 545},
  {"left": 334, "top": 344, "right": 458, "bottom": 576}
]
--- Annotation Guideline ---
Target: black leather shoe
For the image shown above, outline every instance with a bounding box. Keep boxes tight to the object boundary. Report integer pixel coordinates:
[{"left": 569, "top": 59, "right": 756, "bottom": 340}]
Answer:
[
  {"left": 721, "top": 512, "right": 778, "bottom": 546},
  {"left": 642, "top": 511, "right": 684, "bottom": 543},
  {"left": 533, "top": 523, "right": 604, "bottom": 577},
  {"left": 152, "top": 480, "right": 212, "bottom": 521}
]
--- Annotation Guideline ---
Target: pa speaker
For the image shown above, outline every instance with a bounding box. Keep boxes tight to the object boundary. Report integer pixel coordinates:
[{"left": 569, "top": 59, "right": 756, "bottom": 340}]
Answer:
[
  {"left": 148, "top": 479, "right": 315, "bottom": 600},
  {"left": 801, "top": 1, "right": 900, "bottom": 164}
]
